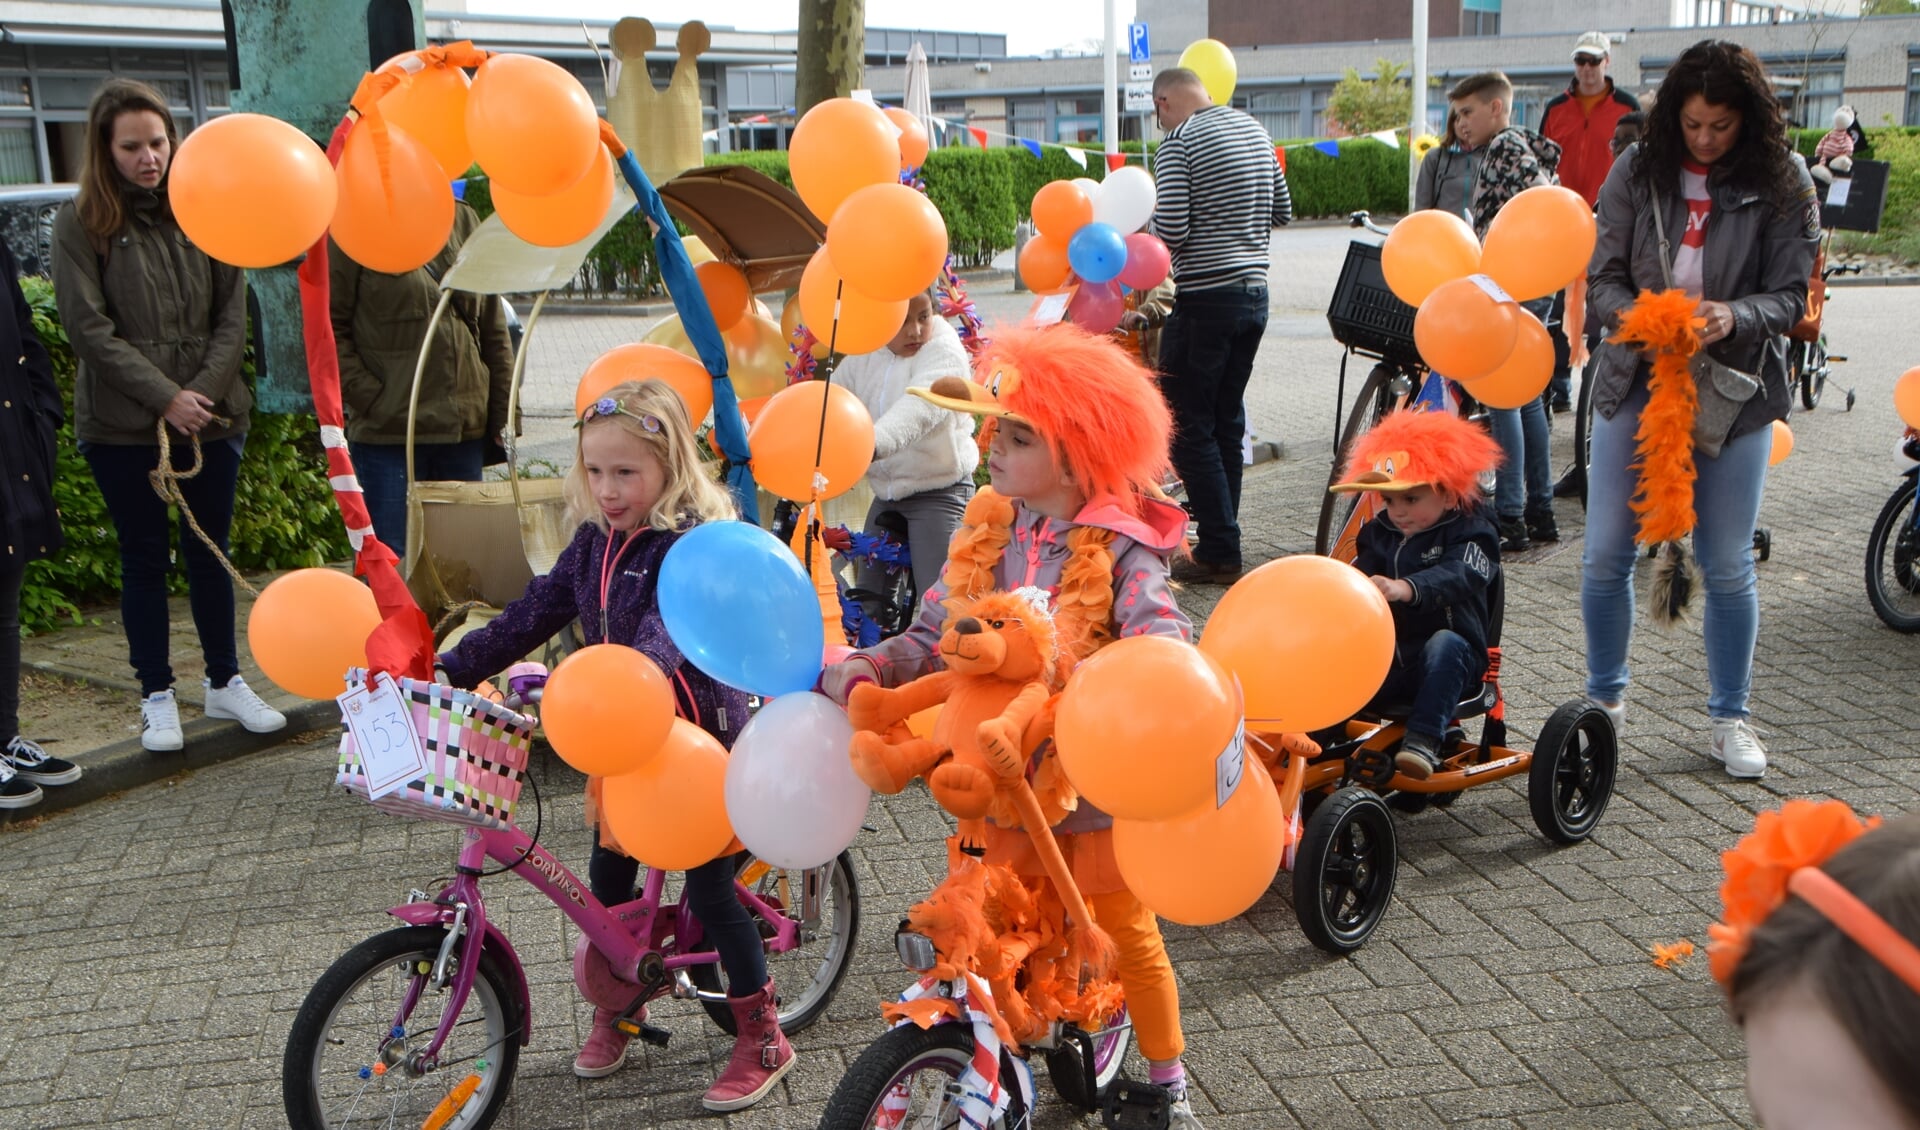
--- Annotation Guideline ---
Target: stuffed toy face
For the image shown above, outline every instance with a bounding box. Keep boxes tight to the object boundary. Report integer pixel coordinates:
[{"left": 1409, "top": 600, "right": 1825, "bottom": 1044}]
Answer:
[
  {"left": 937, "top": 590, "right": 1055, "bottom": 684},
  {"left": 1833, "top": 106, "right": 1855, "bottom": 131}
]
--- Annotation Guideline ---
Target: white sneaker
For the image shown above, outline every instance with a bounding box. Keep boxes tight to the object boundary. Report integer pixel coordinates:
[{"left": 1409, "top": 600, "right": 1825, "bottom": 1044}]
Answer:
[
  {"left": 1587, "top": 697, "right": 1626, "bottom": 734},
  {"left": 141, "top": 690, "right": 184, "bottom": 751},
  {"left": 1709, "top": 716, "right": 1767, "bottom": 780},
  {"left": 203, "top": 676, "right": 287, "bottom": 733},
  {"left": 1167, "top": 1082, "right": 1206, "bottom": 1130}
]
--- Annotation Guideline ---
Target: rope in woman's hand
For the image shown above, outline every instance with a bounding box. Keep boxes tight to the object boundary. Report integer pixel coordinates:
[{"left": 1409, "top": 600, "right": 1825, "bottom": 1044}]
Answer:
[{"left": 151, "top": 416, "right": 260, "bottom": 597}]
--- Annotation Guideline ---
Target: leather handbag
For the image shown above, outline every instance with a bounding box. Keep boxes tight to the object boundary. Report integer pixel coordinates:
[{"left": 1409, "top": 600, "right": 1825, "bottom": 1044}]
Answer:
[{"left": 1650, "top": 193, "right": 1761, "bottom": 459}]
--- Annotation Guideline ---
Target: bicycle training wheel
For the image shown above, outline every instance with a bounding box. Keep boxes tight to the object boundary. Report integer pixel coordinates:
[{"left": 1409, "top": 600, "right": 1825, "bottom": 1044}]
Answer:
[
  {"left": 689, "top": 849, "right": 861, "bottom": 1035},
  {"left": 283, "top": 925, "right": 522, "bottom": 1130},
  {"left": 1799, "top": 335, "right": 1829, "bottom": 411},
  {"left": 1315, "top": 365, "right": 1393, "bottom": 557}
]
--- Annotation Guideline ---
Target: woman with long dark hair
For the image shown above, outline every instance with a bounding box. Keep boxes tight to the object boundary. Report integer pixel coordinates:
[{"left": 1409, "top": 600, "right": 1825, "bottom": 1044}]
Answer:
[
  {"left": 50, "top": 79, "right": 285, "bottom": 751},
  {"left": 1581, "top": 41, "right": 1817, "bottom": 780}
]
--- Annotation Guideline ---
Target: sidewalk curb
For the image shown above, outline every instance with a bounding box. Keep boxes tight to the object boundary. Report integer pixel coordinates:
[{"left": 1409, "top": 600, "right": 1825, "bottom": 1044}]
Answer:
[
  {"left": 2, "top": 694, "right": 337, "bottom": 827},
  {"left": 1829, "top": 275, "right": 1920, "bottom": 288}
]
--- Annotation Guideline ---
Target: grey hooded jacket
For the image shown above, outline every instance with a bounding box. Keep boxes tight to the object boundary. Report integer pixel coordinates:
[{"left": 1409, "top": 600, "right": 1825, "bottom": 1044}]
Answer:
[{"left": 1584, "top": 145, "right": 1819, "bottom": 443}]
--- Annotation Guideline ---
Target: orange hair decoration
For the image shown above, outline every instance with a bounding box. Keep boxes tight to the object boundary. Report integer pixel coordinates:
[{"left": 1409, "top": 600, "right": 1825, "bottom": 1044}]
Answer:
[
  {"left": 1707, "top": 799, "right": 1904, "bottom": 991},
  {"left": 1331, "top": 407, "right": 1502, "bottom": 506},
  {"left": 1610, "top": 288, "right": 1702, "bottom": 545}
]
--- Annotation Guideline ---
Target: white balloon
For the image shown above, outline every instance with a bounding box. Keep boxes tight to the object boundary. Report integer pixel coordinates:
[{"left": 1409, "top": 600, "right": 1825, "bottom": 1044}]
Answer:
[
  {"left": 1093, "top": 166, "right": 1157, "bottom": 234},
  {"left": 724, "top": 691, "right": 870, "bottom": 869},
  {"left": 1072, "top": 176, "right": 1103, "bottom": 203}
]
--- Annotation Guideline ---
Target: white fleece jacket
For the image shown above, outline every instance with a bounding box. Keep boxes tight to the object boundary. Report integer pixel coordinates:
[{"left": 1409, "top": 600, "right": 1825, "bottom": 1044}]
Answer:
[{"left": 834, "top": 316, "right": 979, "bottom": 500}]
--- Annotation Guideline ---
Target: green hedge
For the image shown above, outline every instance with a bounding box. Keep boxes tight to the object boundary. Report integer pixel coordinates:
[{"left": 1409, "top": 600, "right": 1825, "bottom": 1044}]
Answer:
[{"left": 18, "top": 278, "right": 350, "bottom": 635}]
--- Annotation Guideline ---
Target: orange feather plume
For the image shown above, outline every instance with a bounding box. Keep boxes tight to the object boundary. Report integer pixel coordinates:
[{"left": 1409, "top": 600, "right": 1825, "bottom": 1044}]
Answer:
[{"left": 1610, "top": 288, "right": 1703, "bottom": 544}]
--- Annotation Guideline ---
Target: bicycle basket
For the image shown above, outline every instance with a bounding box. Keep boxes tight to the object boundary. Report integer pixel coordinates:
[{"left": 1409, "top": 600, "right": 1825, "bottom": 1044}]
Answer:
[
  {"left": 1327, "top": 240, "right": 1422, "bottom": 368},
  {"left": 335, "top": 669, "right": 536, "bottom": 831}
]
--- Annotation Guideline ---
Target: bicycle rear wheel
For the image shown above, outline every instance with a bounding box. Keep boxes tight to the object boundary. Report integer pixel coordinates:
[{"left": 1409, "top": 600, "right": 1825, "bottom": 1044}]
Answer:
[
  {"left": 689, "top": 849, "right": 861, "bottom": 1034},
  {"left": 1866, "top": 477, "right": 1920, "bottom": 633},
  {"left": 1315, "top": 364, "right": 1393, "bottom": 557},
  {"left": 283, "top": 926, "right": 521, "bottom": 1130}
]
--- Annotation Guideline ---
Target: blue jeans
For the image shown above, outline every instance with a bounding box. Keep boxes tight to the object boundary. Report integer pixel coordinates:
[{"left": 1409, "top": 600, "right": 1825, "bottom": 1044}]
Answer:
[
  {"left": 1582, "top": 382, "right": 1772, "bottom": 719},
  {"left": 1370, "top": 630, "right": 1486, "bottom": 744},
  {"left": 590, "top": 840, "right": 768, "bottom": 996},
  {"left": 1490, "top": 398, "right": 1552, "bottom": 521},
  {"left": 1157, "top": 283, "right": 1269, "bottom": 565},
  {"left": 349, "top": 439, "right": 486, "bottom": 553},
  {"left": 81, "top": 436, "right": 246, "bottom": 695}
]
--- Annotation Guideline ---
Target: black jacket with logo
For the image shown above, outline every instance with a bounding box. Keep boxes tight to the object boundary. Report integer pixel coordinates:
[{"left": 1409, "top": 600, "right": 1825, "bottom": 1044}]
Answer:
[{"left": 1353, "top": 504, "right": 1501, "bottom": 665}]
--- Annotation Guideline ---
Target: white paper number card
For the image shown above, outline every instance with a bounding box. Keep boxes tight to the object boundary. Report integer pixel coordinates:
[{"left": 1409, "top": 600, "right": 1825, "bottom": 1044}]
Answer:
[{"left": 339, "top": 672, "right": 429, "bottom": 800}]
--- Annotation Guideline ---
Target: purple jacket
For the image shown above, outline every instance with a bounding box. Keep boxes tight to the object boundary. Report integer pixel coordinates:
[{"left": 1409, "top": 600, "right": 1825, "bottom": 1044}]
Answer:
[{"left": 438, "top": 520, "right": 747, "bottom": 748}]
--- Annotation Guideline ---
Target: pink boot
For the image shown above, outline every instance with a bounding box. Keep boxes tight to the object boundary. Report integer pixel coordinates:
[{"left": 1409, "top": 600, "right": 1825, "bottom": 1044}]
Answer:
[
  {"left": 573, "top": 1004, "right": 641, "bottom": 1078},
  {"left": 701, "top": 981, "right": 796, "bottom": 1111}
]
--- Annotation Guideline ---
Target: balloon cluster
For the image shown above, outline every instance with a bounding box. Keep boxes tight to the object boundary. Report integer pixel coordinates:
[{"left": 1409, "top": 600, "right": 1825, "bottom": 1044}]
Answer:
[
  {"left": 1018, "top": 170, "right": 1171, "bottom": 334},
  {"left": 1051, "top": 557, "right": 1395, "bottom": 926},
  {"left": 168, "top": 50, "right": 618, "bottom": 272},
  {"left": 1384, "top": 186, "right": 1597, "bottom": 408}
]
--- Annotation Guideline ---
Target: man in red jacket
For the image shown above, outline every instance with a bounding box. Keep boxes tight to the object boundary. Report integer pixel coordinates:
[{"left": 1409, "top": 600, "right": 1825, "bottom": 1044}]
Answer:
[{"left": 1539, "top": 31, "right": 1642, "bottom": 417}]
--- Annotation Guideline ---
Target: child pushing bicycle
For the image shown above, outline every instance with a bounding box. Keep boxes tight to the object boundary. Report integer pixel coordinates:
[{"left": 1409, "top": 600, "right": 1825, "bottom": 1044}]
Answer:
[
  {"left": 820, "top": 324, "right": 1213, "bottom": 1126},
  {"left": 433, "top": 378, "right": 793, "bottom": 1111},
  {"left": 1329, "top": 408, "right": 1503, "bottom": 781}
]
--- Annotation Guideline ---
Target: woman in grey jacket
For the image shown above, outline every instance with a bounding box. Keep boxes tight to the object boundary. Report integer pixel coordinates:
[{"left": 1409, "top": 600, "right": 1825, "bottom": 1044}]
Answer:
[{"left": 1581, "top": 40, "right": 1818, "bottom": 781}]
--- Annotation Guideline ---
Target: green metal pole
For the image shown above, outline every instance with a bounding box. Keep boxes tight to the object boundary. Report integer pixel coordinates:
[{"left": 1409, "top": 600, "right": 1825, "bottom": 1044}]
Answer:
[{"left": 223, "top": 0, "right": 425, "bottom": 411}]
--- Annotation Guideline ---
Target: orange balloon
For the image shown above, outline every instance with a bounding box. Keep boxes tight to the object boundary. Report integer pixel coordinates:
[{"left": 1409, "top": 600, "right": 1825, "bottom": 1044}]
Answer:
[
  {"left": 169, "top": 113, "right": 337, "bottom": 268},
  {"left": 1481, "top": 185, "right": 1598, "bottom": 302},
  {"left": 1896, "top": 367, "right": 1920, "bottom": 429},
  {"left": 780, "top": 292, "right": 803, "bottom": 343},
  {"left": 1769, "top": 420, "right": 1794, "bottom": 466},
  {"left": 748, "top": 379, "right": 876, "bottom": 502},
  {"left": 247, "top": 568, "right": 380, "bottom": 700},
  {"left": 601, "top": 718, "right": 736, "bottom": 870},
  {"left": 493, "top": 145, "right": 613, "bottom": 248},
  {"left": 798, "top": 246, "right": 910, "bottom": 355},
  {"left": 1199, "top": 556, "right": 1395, "bottom": 731},
  {"left": 788, "top": 97, "right": 899, "bottom": 223},
  {"left": 1055, "top": 635, "right": 1242, "bottom": 821},
  {"left": 739, "top": 396, "right": 770, "bottom": 426},
  {"left": 1019, "top": 234, "right": 1073, "bottom": 294},
  {"left": 1113, "top": 757, "right": 1285, "bottom": 926},
  {"left": 643, "top": 313, "right": 791, "bottom": 403},
  {"left": 540, "top": 644, "right": 674, "bottom": 777},
  {"left": 466, "top": 53, "right": 599, "bottom": 197},
  {"left": 576, "top": 343, "right": 714, "bottom": 424},
  {"left": 1031, "top": 180, "right": 1094, "bottom": 239},
  {"left": 331, "top": 122, "right": 454, "bottom": 274},
  {"left": 695, "top": 261, "right": 752, "bottom": 332},
  {"left": 1461, "top": 310, "right": 1553, "bottom": 409},
  {"left": 1381, "top": 209, "right": 1481, "bottom": 306},
  {"left": 377, "top": 59, "right": 473, "bottom": 182},
  {"left": 827, "top": 183, "right": 950, "bottom": 303},
  {"left": 1414, "top": 276, "right": 1520, "bottom": 381},
  {"left": 884, "top": 106, "right": 930, "bottom": 169}
]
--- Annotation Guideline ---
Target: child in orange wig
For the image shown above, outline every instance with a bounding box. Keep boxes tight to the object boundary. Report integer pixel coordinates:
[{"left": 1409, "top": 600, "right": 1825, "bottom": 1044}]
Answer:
[
  {"left": 821, "top": 323, "right": 1212, "bottom": 1125},
  {"left": 1330, "top": 409, "right": 1503, "bottom": 780}
]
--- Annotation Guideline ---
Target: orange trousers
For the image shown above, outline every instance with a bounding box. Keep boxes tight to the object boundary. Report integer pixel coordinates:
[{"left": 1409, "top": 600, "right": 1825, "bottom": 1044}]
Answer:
[{"left": 1089, "top": 887, "right": 1184, "bottom": 1062}]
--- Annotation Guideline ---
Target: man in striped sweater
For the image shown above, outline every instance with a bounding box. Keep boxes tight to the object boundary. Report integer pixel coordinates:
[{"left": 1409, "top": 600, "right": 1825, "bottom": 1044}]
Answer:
[{"left": 1149, "top": 66, "right": 1292, "bottom": 586}]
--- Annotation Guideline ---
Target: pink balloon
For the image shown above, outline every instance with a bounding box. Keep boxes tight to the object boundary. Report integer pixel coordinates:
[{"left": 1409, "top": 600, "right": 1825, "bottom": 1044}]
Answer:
[
  {"left": 1067, "top": 279, "right": 1126, "bottom": 335},
  {"left": 1118, "top": 232, "right": 1171, "bottom": 291}
]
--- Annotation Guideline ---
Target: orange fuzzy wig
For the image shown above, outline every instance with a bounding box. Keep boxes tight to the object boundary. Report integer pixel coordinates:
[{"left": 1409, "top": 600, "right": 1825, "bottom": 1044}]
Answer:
[
  {"left": 1333, "top": 408, "right": 1502, "bottom": 508},
  {"left": 921, "top": 323, "right": 1172, "bottom": 519}
]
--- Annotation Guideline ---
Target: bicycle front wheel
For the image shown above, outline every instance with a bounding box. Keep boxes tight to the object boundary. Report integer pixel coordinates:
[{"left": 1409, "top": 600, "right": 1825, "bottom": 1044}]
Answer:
[
  {"left": 283, "top": 926, "right": 522, "bottom": 1130},
  {"left": 819, "top": 1021, "right": 1028, "bottom": 1130},
  {"left": 1866, "top": 477, "right": 1920, "bottom": 633},
  {"left": 690, "top": 849, "right": 861, "bottom": 1035},
  {"left": 1799, "top": 335, "right": 1829, "bottom": 410},
  {"left": 1315, "top": 364, "right": 1392, "bottom": 557}
]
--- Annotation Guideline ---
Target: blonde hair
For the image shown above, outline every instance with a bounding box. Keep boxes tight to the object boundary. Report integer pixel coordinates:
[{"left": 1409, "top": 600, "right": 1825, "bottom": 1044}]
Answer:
[{"left": 563, "top": 379, "right": 738, "bottom": 532}]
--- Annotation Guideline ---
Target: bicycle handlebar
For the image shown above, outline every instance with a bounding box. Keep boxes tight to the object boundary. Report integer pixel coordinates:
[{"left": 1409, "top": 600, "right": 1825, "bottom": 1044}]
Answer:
[
  {"left": 1824, "top": 263, "right": 1862, "bottom": 280},
  {"left": 1349, "top": 210, "right": 1394, "bottom": 238}
]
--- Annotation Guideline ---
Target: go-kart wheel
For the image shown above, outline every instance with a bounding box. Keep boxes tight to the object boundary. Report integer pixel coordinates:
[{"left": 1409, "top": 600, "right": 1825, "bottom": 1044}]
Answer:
[
  {"left": 1387, "top": 790, "right": 1430, "bottom": 814},
  {"left": 1292, "top": 786, "right": 1398, "bottom": 954},
  {"left": 1528, "top": 702, "right": 1617, "bottom": 844}
]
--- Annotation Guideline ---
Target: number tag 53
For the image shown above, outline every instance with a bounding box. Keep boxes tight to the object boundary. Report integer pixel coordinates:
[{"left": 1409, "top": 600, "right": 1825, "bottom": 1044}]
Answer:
[{"left": 340, "top": 673, "right": 429, "bottom": 800}]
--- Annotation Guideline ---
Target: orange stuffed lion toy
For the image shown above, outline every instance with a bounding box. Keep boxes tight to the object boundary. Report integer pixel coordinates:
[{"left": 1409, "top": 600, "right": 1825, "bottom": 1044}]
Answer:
[{"left": 848, "top": 587, "right": 1058, "bottom": 852}]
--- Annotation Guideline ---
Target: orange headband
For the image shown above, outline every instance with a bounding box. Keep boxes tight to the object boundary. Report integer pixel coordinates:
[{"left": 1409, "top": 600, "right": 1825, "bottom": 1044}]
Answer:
[{"left": 1787, "top": 867, "right": 1920, "bottom": 996}]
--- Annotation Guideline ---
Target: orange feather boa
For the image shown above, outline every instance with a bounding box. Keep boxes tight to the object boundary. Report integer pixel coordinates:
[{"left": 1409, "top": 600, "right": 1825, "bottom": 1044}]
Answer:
[{"left": 1610, "top": 288, "right": 1704, "bottom": 544}]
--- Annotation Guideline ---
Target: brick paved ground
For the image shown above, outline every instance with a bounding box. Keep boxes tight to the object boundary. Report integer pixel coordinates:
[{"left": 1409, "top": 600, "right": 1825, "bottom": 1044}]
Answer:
[{"left": 3, "top": 228, "right": 1916, "bottom": 1129}]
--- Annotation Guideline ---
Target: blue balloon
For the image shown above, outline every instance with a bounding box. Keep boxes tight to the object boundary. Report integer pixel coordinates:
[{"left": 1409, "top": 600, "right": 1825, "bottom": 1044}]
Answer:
[
  {"left": 1067, "top": 222, "right": 1129, "bottom": 285},
  {"left": 658, "top": 521, "right": 825, "bottom": 698}
]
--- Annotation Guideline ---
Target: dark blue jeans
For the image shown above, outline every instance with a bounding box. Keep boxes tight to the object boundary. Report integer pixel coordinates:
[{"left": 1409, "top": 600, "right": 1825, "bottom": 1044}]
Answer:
[
  {"left": 349, "top": 439, "right": 486, "bottom": 553},
  {"left": 590, "top": 839, "right": 768, "bottom": 997},
  {"left": 1157, "top": 283, "right": 1269, "bottom": 566},
  {"left": 1, "top": 551, "right": 22, "bottom": 742},
  {"left": 82, "top": 436, "right": 246, "bottom": 696},
  {"left": 1370, "top": 630, "right": 1486, "bottom": 745}
]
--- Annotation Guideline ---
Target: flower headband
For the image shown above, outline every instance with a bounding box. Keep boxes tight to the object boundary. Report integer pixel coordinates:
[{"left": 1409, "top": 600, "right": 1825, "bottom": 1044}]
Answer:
[
  {"left": 577, "top": 396, "right": 663, "bottom": 433},
  {"left": 1708, "top": 799, "right": 1920, "bottom": 996}
]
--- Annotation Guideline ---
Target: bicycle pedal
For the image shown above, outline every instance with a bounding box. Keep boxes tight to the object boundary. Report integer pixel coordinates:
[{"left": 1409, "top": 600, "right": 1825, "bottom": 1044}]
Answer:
[
  {"left": 1101, "top": 1079, "right": 1172, "bottom": 1130},
  {"left": 1345, "top": 744, "right": 1398, "bottom": 790},
  {"left": 629, "top": 1022, "right": 670, "bottom": 1047}
]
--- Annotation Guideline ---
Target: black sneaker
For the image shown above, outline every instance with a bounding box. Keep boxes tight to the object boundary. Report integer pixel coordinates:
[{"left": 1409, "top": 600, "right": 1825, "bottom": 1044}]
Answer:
[
  {"left": 1170, "top": 556, "right": 1243, "bottom": 586},
  {"left": 1526, "top": 508, "right": 1559, "bottom": 545},
  {"left": 0, "top": 760, "right": 43, "bottom": 810},
  {"left": 1552, "top": 467, "right": 1585, "bottom": 499},
  {"left": 1498, "top": 517, "right": 1532, "bottom": 553},
  {"left": 4, "top": 737, "right": 83, "bottom": 786},
  {"left": 1550, "top": 394, "right": 1573, "bottom": 414}
]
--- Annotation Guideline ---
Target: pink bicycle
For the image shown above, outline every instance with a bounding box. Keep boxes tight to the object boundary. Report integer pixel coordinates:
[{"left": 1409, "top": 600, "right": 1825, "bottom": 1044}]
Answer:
[{"left": 281, "top": 676, "right": 861, "bottom": 1129}]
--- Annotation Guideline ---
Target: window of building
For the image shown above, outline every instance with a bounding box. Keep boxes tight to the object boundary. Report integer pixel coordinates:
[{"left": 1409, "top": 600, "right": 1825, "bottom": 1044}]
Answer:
[
  {"left": 933, "top": 99, "right": 970, "bottom": 144},
  {"left": 1247, "top": 89, "right": 1302, "bottom": 141},
  {"left": 1310, "top": 88, "right": 1330, "bottom": 137},
  {"left": 1462, "top": 0, "right": 1500, "bottom": 35},
  {"left": 1907, "top": 59, "right": 1920, "bottom": 127},
  {"left": 0, "top": 125, "right": 35, "bottom": 185},
  {"left": 1775, "top": 64, "right": 1843, "bottom": 129},
  {"left": 0, "top": 75, "right": 29, "bottom": 110},
  {"left": 1054, "top": 96, "right": 1100, "bottom": 145},
  {"left": 1009, "top": 98, "right": 1045, "bottom": 146}
]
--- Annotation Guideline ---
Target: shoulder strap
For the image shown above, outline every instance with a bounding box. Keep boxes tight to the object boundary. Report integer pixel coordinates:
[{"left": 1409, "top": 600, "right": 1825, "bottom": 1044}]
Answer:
[{"left": 1648, "top": 188, "right": 1675, "bottom": 290}]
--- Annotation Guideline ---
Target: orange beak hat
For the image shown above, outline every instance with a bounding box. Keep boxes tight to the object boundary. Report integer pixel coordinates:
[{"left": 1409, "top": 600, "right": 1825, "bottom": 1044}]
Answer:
[
  {"left": 1330, "top": 408, "right": 1502, "bottom": 502},
  {"left": 912, "top": 322, "right": 1172, "bottom": 515}
]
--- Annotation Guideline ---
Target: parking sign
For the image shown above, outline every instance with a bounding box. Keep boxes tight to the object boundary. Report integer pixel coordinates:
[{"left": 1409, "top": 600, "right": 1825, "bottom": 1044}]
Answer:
[{"left": 1128, "top": 22, "right": 1150, "bottom": 65}]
